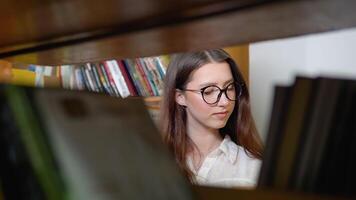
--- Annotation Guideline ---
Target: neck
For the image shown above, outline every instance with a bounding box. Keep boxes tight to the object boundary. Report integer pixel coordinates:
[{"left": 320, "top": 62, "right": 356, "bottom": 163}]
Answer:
[{"left": 187, "top": 121, "right": 222, "bottom": 156}]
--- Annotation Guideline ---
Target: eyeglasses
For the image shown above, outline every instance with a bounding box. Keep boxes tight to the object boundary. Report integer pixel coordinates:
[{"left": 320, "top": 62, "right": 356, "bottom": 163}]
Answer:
[{"left": 183, "top": 82, "right": 242, "bottom": 105}]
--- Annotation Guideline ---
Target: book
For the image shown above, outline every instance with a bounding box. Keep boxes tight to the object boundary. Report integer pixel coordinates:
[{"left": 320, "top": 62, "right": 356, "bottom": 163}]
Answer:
[
  {"left": 144, "top": 57, "right": 163, "bottom": 95},
  {"left": 90, "top": 63, "right": 104, "bottom": 93},
  {"left": 258, "top": 85, "right": 292, "bottom": 188},
  {"left": 79, "top": 66, "right": 92, "bottom": 92},
  {"left": 84, "top": 64, "right": 97, "bottom": 92},
  {"left": 94, "top": 63, "right": 110, "bottom": 95},
  {"left": 98, "top": 62, "right": 115, "bottom": 96},
  {"left": 0, "top": 85, "right": 194, "bottom": 200},
  {"left": 135, "top": 58, "right": 154, "bottom": 96},
  {"left": 314, "top": 80, "right": 356, "bottom": 196},
  {"left": 117, "top": 60, "right": 137, "bottom": 96},
  {"left": 140, "top": 58, "right": 159, "bottom": 96},
  {"left": 10, "top": 69, "right": 36, "bottom": 87},
  {"left": 343, "top": 83, "right": 356, "bottom": 195},
  {"left": 103, "top": 61, "right": 121, "bottom": 97},
  {"left": 85, "top": 63, "right": 100, "bottom": 92},
  {"left": 292, "top": 77, "right": 343, "bottom": 191},
  {"left": 109, "top": 60, "right": 130, "bottom": 98},
  {"left": 124, "top": 59, "right": 147, "bottom": 96},
  {"left": 273, "top": 77, "right": 315, "bottom": 189},
  {"left": 0, "top": 88, "right": 45, "bottom": 200},
  {"left": 4, "top": 85, "right": 67, "bottom": 200},
  {"left": 259, "top": 76, "right": 356, "bottom": 196}
]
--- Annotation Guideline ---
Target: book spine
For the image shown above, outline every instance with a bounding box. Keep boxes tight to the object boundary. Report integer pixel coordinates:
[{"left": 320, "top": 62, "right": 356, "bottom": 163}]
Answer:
[
  {"left": 94, "top": 63, "right": 110, "bottom": 95},
  {"left": 154, "top": 57, "right": 166, "bottom": 79},
  {"left": 84, "top": 64, "right": 96, "bottom": 92},
  {"left": 74, "top": 67, "right": 85, "bottom": 90},
  {"left": 145, "top": 58, "right": 164, "bottom": 96},
  {"left": 135, "top": 59, "right": 154, "bottom": 96},
  {"left": 60, "top": 65, "right": 70, "bottom": 89},
  {"left": 274, "top": 78, "right": 314, "bottom": 189},
  {"left": 79, "top": 66, "right": 91, "bottom": 91},
  {"left": 117, "top": 60, "right": 138, "bottom": 96},
  {"left": 35, "top": 66, "right": 44, "bottom": 88},
  {"left": 99, "top": 62, "right": 114, "bottom": 96},
  {"left": 129, "top": 59, "right": 147, "bottom": 96},
  {"left": 69, "top": 65, "right": 76, "bottom": 90},
  {"left": 90, "top": 63, "right": 104, "bottom": 93},
  {"left": 139, "top": 58, "right": 158, "bottom": 96},
  {"left": 122, "top": 60, "right": 143, "bottom": 96},
  {"left": 106, "top": 61, "right": 124, "bottom": 97},
  {"left": 86, "top": 63, "right": 100, "bottom": 92},
  {"left": 110, "top": 60, "right": 130, "bottom": 98},
  {"left": 103, "top": 61, "right": 121, "bottom": 97}
]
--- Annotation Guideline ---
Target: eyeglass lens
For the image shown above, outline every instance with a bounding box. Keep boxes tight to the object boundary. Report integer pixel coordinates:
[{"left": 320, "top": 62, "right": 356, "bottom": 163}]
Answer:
[{"left": 202, "top": 83, "right": 240, "bottom": 104}]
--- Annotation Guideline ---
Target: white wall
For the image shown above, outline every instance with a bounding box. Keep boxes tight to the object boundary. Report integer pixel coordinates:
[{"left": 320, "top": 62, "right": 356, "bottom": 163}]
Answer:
[{"left": 250, "top": 28, "right": 356, "bottom": 141}]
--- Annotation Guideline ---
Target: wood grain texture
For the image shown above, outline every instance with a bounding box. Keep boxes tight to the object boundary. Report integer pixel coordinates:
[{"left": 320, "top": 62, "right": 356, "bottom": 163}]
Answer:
[{"left": 1, "top": 0, "right": 356, "bottom": 65}]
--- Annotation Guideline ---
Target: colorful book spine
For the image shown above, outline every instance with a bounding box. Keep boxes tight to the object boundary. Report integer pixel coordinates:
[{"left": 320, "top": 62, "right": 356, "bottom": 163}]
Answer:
[
  {"left": 74, "top": 67, "right": 85, "bottom": 90},
  {"left": 90, "top": 63, "right": 104, "bottom": 93},
  {"left": 109, "top": 60, "right": 130, "bottom": 98},
  {"left": 130, "top": 59, "right": 149, "bottom": 96},
  {"left": 79, "top": 66, "right": 91, "bottom": 91},
  {"left": 99, "top": 62, "right": 115, "bottom": 96},
  {"left": 87, "top": 63, "right": 101, "bottom": 92},
  {"left": 135, "top": 58, "right": 154, "bottom": 96},
  {"left": 117, "top": 60, "right": 138, "bottom": 96},
  {"left": 139, "top": 58, "right": 159, "bottom": 96},
  {"left": 154, "top": 57, "right": 167, "bottom": 79},
  {"left": 94, "top": 63, "right": 110, "bottom": 95},
  {"left": 122, "top": 59, "right": 144, "bottom": 96},
  {"left": 103, "top": 61, "right": 120, "bottom": 97},
  {"left": 84, "top": 64, "right": 96, "bottom": 92},
  {"left": 145, "top": 58, "right": 164, "bottom": 96}
]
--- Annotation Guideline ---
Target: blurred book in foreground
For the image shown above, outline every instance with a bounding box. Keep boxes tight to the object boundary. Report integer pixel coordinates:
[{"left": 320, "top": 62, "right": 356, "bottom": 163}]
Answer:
[
  {"left": 258, "top": 75, "right": 356, "bottom": 197},
  {"left": 0, "top": 85, "right": 193, "bottom": 200}
]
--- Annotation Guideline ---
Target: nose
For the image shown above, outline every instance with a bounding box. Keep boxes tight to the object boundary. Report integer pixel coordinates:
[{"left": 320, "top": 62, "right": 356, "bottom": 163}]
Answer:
[{"left": 217, "top": 92, "right": 230, "bottom": 106}]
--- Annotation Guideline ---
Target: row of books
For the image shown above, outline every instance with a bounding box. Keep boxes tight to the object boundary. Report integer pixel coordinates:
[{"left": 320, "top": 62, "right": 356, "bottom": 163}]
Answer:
[
  {"left": 23, "top": 56, "right": 169, "bottom": 98},
  {"left": 0, "top": 85, "right": 192, "bottom": 200},
  {"left": 258, "top": 75, "right": 356, "bottom": 197}
]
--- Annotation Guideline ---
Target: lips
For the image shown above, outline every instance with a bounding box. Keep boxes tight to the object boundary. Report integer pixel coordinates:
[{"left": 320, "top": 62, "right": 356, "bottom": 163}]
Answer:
[{"left": 213, "top": 111, "right": 229, "bottom": 119}]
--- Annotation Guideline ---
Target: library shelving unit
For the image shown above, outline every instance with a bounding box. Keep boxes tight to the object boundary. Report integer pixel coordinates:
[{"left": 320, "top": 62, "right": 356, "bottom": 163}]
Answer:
[{"left": 1, "top": 0, "right": 356, "bottom": 199}]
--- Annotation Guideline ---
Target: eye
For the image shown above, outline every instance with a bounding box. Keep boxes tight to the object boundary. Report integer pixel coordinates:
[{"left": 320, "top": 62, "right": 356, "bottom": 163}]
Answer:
[
  {"left": 203, "top": 86, "right": 218, "bottom": 95},
  {"left": 227, "top": 83, "right": 235, "bottom": 91},
  {"left": 224, "top": 82, "right": 235, "bottom": 91}
]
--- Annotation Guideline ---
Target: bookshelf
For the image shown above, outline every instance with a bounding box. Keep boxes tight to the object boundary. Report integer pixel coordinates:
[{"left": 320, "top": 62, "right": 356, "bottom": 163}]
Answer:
[{"left": 1, "top": 0, "right": 356, "bottom": 199}]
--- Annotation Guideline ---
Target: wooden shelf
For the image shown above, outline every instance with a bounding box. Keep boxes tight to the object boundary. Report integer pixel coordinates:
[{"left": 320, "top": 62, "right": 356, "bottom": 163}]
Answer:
[
  {"left": 1, "top": 0, "right": 356, "bottom": 65},
  {"left": 1, "top": 1, "right": 356, "bottom": 199}
]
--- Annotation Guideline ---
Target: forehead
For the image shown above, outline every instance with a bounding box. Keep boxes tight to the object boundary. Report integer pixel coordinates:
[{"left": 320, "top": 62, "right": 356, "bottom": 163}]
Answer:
[{"left": 188, "top": 62, "right": 233, "bottom": 85}]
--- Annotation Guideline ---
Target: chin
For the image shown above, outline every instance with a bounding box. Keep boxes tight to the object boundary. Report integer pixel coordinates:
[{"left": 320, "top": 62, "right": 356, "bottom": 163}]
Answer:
[{"left": 210, "top": 120, "right": 228, "bottom": 129}]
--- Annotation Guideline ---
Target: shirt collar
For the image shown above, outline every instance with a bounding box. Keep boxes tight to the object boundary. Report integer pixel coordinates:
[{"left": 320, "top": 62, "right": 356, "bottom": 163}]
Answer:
[{"left": 218, "top": 134, "right": 239, "bottom": 164}]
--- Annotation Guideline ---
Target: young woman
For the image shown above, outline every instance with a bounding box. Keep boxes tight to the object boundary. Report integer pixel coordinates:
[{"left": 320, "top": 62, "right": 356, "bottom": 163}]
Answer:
[{"left": 160, "top": 49, "right": 263, "bottom": 188}]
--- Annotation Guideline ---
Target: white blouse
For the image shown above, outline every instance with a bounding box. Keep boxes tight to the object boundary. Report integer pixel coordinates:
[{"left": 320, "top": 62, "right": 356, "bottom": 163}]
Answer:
[{"left": 187, "top": 135, "right": 261, "bottom": 188}]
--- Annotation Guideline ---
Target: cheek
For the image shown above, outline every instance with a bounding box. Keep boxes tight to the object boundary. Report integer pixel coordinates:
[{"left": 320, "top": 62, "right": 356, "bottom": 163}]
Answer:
[
  {"left": 186, "top": 96, "right": 211, "bottom": 114},
  {"left": 229, "top": 102, "right": 236, "bottom": 113}
]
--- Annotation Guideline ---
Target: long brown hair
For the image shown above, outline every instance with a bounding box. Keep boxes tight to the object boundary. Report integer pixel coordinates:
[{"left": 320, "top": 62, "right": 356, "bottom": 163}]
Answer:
[{"left": 160, "top": 49, "right": 263, "bottom": 181}]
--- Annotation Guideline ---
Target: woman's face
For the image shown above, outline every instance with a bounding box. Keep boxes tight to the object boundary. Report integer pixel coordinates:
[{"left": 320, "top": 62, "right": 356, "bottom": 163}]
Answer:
[{"left": 176, "top": 61, "right": 236, "bottom": 131}]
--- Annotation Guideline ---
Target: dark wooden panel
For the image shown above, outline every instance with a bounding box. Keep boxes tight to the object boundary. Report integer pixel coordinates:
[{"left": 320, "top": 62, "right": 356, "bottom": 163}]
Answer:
[
  {"left": 0, "top": 0, "right": 258, "bottom": 47},
  {"left": 1, "top": 0, "right": 356, "bottom": 65},
  {"left": 0, "top": 0, "right": 266, "bottom": 55}
]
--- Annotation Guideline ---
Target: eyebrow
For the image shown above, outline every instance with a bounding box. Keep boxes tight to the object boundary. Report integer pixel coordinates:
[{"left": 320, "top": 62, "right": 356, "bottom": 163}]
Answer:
[{"left": 198, "top": 79, "right": 234, "bottom": 88}]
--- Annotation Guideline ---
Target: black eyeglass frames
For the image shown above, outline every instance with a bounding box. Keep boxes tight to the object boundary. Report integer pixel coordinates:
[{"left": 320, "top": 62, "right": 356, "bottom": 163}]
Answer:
[{"left": 183, "top": 82, "right": 243, "bottom": 105}]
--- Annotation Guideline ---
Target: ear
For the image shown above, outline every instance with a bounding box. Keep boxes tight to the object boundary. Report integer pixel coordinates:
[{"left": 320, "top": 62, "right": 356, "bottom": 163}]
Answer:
[{"left": 175, "top": 89, "right": 187, "bottom": 106}]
